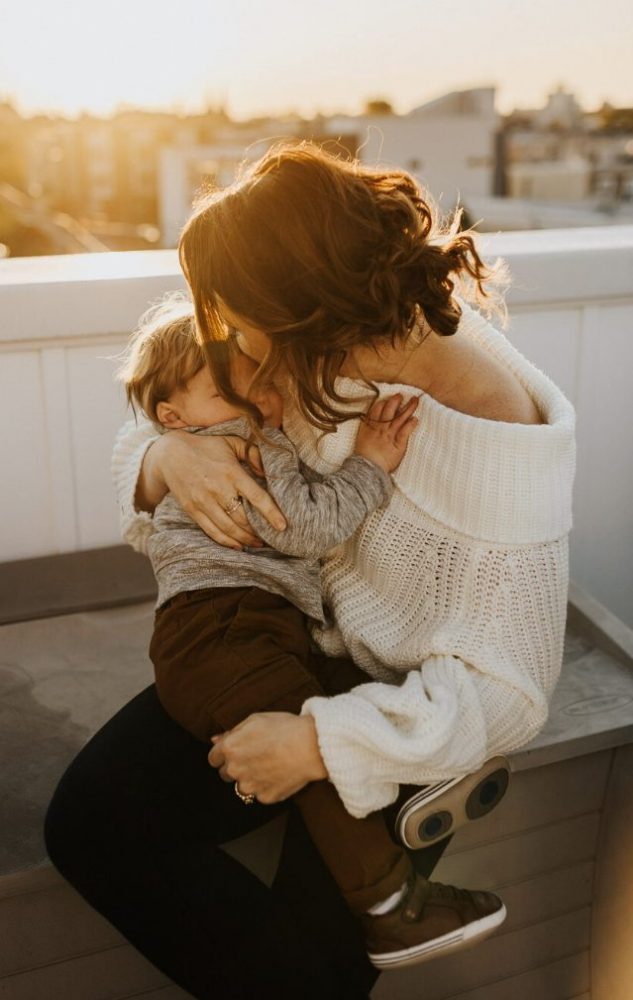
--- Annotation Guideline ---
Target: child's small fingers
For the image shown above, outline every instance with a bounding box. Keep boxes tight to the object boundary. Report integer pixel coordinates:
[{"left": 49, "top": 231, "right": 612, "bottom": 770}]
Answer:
[
  {"left": 398, "top": 396, "right": 419, "bottom": 413},
  {"left": 395, "top": 417, "right": 418, "bottom": 447},
  {"left": 380, "top": 394, "right": 403, "bottom": 422},
  {"left": 391, "top": 399, "right": 419, "bottom": 433},
  {"left": 365, "top": 398, "right": 385, "bottom": 422}
]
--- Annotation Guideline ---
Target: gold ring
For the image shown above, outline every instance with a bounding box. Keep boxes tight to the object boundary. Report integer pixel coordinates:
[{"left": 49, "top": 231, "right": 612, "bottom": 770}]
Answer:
[
  {"left": 234, "top": 781, "right": 255, "bottom": 805},
  {"left": 223, "top": 495, "right": 243, "bottom": 515}
]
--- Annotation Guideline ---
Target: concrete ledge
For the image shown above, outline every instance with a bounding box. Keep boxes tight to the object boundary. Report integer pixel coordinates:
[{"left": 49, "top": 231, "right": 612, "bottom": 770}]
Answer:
[
  {"left": 2, "top": 228, "right": 632, "bottom": 348},
  {"left": 567, "top": 581, "right": 633, "bottom": 669},
  {"left": 0, "top": 546, "right": 156, "bottom": 625},
  {"left": 1, "top": 582, "right": 632, "bottom": 881}
]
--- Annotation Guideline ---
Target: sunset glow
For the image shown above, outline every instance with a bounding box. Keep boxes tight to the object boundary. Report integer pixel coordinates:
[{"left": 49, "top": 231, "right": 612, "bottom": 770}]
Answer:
[{"left": 3, "top": 0, "right": 633, "bottom": 119}]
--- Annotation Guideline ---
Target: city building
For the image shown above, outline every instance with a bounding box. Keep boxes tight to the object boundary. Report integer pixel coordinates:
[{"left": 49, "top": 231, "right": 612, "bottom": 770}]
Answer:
[
  {"left": 507, "top": 155, "right": 591, "bottom": 201},
  {"left": 156, "top": 88, "right": 499, "bottom": 247},
  {"left": 3, "top": 87, "right": 633, "bottom": 257},
  {"left": 322, "top": 86, "right": 498, "bottom": 214},
  {"left": 500, "top": 86, "right": 633, "bottom": 211},
  {"left": 158, "top": 122, "right": 297, "bottom": 247}
]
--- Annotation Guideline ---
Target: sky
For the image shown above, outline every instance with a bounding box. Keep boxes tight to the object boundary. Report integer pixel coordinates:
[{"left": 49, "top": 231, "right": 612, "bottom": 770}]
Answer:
[{"left": 2, "top": 0, "right": 632, "bottom": 119}]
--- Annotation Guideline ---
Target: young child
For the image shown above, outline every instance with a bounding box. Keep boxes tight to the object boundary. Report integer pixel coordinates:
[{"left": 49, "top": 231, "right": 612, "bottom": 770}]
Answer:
[{"left": 116, "top": 294, "right": 506, "bottom": 970}]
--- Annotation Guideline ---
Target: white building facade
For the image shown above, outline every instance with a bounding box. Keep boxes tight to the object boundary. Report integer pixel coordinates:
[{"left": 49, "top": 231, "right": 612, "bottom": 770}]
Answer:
[{"left": 323, "top": 87, "right": 498, "bottom": 212}]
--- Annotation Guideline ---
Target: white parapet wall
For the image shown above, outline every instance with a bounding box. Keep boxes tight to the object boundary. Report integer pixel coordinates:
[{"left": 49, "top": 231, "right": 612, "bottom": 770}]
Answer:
[{"left": 1, "top": 228, "right": 632, "bottom": 626}]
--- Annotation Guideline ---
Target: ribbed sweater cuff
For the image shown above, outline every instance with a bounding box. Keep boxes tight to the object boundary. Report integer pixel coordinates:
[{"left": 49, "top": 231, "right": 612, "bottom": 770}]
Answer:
[{"left": 301, "top": 658, "right": 490, "bottom": 818}]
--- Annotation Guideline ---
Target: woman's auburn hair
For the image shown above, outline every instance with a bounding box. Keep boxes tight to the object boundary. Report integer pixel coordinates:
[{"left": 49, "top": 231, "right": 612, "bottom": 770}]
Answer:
[{"left": 179, "top": 140, "right": 509, "bottom": 432}]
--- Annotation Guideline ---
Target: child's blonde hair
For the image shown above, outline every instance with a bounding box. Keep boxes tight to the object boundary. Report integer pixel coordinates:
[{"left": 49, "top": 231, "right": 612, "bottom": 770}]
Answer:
[
  {"left": 116, "top": 294, "right": 204, "bottom": 423},
  {"left": 118, "top": 291, "right": 263, "bottom": 429}
]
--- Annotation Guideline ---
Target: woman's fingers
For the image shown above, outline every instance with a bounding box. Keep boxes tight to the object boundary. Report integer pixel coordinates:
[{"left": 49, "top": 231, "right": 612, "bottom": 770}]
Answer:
[
  {"left": 208, "top": 714, "right": 319, "bottom": 803},
  {"left": 209, "top": 494, "right": 259, "bottom": 540},
  {"left": 246, "top": 443, "right": 264, "bottom": 476},
  {"left": 209, "top": 741, "right": 236, "bottom": 782},
  {"left": 208, "top": 449, "right": 286, "bottom": 532},
  {"left": 235, "top": 471, "right": 287, "bottom": 531},
  {"left": 159, "top": 432, "right": 278, "bottom": 546},
  {"left": 193, "top": 508, "right": 257, "bottom": 550},
  {"left": 209, "top": 740, "right": 254, "bottom": 789},
  {"left": 224, "top": 436, "right": 265, "bottom": 480}
]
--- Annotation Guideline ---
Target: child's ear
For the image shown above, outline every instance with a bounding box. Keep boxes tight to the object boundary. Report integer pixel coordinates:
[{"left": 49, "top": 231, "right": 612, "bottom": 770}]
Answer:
[{"left": 156, "top": 401, "right": 187, "bottom": 429}]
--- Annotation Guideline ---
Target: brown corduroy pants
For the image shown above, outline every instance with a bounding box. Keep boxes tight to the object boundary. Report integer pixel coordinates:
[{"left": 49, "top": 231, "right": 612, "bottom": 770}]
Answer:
[{"left": 150, "top": 586, "right": 411, "bottom": 914}]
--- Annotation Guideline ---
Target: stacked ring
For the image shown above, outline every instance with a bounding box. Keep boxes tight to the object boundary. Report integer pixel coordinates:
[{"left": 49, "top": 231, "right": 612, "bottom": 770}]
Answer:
[
  {"left": 234, "top": 782, "right": 255, "bottom": 805},
  {"left": 223, "top": 495, "right": 243, "bottom": 515}
]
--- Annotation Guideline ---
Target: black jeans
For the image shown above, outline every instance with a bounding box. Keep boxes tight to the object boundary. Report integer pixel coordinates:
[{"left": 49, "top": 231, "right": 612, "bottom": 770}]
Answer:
[{"left": 44, "top": 684, "right": 451, "bottom": 1000}]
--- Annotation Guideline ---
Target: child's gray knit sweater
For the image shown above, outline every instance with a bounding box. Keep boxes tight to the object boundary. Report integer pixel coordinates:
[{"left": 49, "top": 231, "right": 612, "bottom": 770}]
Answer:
[{"left": 148, "top": 417, "right": 392, "bottom": 621}]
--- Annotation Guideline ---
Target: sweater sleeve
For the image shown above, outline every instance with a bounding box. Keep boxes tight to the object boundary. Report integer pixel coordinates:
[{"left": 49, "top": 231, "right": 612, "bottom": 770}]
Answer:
[
  {"left": 243, "top": 432, "right": 393, "bottom": 558},
  {"left": 111, "top": 417, "right": 160, "bottom": 554},
  {"left": 301, "top": 652, "right": 550, "bottom": 818}
]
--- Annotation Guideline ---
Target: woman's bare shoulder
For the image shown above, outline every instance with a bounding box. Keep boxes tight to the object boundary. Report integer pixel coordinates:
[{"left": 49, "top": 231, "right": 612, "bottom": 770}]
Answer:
[
  {"left": 471, "top": 381, "right": 544, "bottom": 425},
  {"left": 426, "top": 338, "right": 544, "bottom": 426},
  {"left": 468, "top": 347, "right": 544, "bottom": 425}
]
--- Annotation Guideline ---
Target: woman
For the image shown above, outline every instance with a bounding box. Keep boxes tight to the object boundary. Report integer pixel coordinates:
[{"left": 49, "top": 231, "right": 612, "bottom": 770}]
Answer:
[{"left": 45, "top": 143, "right": 575, "bottom": 999}]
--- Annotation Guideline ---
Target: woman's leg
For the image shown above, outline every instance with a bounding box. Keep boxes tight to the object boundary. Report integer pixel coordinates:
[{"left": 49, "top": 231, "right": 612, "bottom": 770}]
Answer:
[{"left": 45, "top": 684, "right": 377, "bottom": 1000}]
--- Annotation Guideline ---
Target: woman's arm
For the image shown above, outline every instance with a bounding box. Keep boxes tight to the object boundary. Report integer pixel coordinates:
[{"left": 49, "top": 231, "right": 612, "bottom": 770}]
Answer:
[
  {"left": 111, "top": 417, "right": 287, "bottom": 552},
  {"left": 300, "top": 653, "right": 550, "bottom": 818}
]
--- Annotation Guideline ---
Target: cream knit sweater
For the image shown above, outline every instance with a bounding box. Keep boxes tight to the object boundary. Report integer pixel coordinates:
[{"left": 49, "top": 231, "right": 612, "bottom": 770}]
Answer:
[{"left": 112, "top": 300, "right": 575, "bottom": 818}]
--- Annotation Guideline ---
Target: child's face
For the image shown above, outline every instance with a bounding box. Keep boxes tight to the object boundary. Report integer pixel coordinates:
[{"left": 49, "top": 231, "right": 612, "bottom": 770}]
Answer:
[{"left": 157, "top": 353, "right": 283, "bottom": 430}]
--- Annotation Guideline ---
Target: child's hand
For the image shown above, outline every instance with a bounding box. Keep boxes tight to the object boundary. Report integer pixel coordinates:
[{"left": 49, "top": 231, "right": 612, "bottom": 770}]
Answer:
[{"left": 354, "top": 394, "right": 419, "bottom": 474}]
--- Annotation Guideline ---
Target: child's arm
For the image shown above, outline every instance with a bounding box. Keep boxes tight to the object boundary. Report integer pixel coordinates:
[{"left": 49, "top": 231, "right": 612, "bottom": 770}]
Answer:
[{"left": 244, "top": 394, "right": 418, "bottom": 558}]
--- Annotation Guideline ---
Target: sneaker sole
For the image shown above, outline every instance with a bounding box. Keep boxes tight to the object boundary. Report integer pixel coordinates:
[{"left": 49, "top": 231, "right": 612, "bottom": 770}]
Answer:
[
  {"left": 396, "top": 757, "right": 510, "bottom": 850},
  {"left": 368, "top": 902, "right": 507, "bottom": 970}
]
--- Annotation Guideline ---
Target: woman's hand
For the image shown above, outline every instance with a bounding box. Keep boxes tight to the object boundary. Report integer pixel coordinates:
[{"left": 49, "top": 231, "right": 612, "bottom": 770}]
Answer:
[
  {"left": 208, "top": 713, "right": 328, "bottom": 803},
  {"left": 136, "top": 431, "right": 286, "bottom": 550}
]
